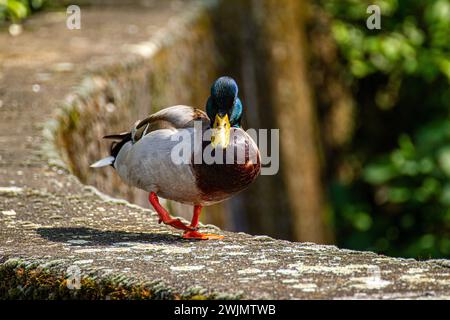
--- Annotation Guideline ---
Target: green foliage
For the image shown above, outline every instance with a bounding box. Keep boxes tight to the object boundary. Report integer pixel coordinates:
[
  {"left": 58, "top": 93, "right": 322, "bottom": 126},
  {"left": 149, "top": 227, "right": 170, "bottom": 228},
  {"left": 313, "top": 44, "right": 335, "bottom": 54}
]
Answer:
[
  {"left": 322, "top": 0, "right": 450, "bottom": 258},
  {"left": 0, "top": 0, "right": 45, "bottom": 24}
]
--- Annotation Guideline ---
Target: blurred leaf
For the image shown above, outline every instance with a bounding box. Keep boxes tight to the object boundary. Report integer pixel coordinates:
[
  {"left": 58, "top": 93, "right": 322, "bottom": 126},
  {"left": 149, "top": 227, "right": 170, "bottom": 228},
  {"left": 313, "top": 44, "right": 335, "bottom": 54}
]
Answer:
[
  {"left": 363, "top": 161, "right": 396, "bottom": 184},
  {"left": 1, "top": 0, "right": 45, "bottom": 24},
  {"left": 6, "top": 0, "right": 28, "bottom": 20},
  {"left": 30, "top": 0, "right": 43, "bottom": 10},
  {"left": 419, "top": 234, "right": 435, "bottom": 250},
  {"left": 439, "top": 184, "right": 450, "bottom": 205},
  {"left": 322, "top": 0, "right": 450, "bottom": 259},
  {"left": 353, "top": 212, "right": 373, "bottom": 231},
  {"left": 436, "top": 57, "right": 450, "bottom": 81},
  {"left": 387, "top": 186, "right": 411, "bottom": 203},
  {"left": 437, "top": 147, "right": 450, "bottom": 177}
]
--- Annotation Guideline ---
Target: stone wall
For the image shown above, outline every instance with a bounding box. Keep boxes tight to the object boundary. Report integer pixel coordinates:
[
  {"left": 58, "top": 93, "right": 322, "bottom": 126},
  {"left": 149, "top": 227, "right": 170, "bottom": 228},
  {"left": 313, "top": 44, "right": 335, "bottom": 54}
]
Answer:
[
  {"left": 51, "top": 2, "right": 220, "bottom": 215},
  {"left": 1, "top": 1, "right": 449, "bottom": 300}
]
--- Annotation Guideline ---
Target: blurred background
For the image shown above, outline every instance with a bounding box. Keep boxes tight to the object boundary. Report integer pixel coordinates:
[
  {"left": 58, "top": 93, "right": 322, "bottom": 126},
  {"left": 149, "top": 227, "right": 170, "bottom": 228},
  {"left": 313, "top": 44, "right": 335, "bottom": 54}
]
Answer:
[{"left": 2, "top": 0, "right": 449, "bottom": 259}]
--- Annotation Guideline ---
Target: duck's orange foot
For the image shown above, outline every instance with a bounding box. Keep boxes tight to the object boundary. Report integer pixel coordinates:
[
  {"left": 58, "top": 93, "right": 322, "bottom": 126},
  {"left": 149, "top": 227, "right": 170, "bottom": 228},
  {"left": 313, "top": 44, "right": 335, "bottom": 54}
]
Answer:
[
  {"left": 182, "top": 230, "right": 224, "bottom": 240},
  {"left": 159, "top": 218, "right": 196, "bottom": 232}
]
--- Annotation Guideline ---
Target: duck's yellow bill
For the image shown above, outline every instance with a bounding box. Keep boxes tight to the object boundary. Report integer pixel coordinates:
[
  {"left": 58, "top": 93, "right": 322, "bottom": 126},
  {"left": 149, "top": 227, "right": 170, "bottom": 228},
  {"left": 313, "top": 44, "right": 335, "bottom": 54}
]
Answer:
[{"left": 211, "top": 114, "right": 231, "bottom": 149}]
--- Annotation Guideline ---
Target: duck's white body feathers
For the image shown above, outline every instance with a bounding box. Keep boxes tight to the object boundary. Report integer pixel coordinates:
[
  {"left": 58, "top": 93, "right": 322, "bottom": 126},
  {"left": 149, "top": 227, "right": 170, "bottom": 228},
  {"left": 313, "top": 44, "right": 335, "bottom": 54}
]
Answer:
[
  {"left": 92, "top": 105, "right": 260, "bottom": 206},
  {"left": 115, "top": 127, "right": 207, "bottom": 205}
]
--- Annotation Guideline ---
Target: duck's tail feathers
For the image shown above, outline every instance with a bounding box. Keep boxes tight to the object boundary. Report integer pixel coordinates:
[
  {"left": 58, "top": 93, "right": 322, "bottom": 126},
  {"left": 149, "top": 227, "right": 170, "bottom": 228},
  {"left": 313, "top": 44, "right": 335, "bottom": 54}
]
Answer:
[
  {"left": 91, "top": 132, "right": 131, "bottom": 168},
  {"left": 103, "top": 132, "right": 129, "bottom": 140},
  {"left": 90, "top": 156, "right": 115, "bottom": 168}
]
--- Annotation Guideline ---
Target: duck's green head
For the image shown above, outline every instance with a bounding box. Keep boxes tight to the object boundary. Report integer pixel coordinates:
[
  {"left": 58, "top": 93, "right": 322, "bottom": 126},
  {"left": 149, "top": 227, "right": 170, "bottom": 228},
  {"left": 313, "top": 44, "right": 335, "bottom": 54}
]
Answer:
[{"left": 206, "top": 76, "right": 243, "bottom": 148}]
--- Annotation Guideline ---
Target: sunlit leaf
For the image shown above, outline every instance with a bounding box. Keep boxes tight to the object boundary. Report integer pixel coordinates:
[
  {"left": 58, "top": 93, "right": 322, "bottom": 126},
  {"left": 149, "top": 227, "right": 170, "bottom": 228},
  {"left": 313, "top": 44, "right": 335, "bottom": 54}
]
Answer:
[
  {"left": 6, "top": 0, "right": 28, "bottom": 20},
  {"left": 363, "top": 162, "right": 396, "bottom": 185},
  {"left": 438, "top": 147, "right": 450, "bottom": 177}
]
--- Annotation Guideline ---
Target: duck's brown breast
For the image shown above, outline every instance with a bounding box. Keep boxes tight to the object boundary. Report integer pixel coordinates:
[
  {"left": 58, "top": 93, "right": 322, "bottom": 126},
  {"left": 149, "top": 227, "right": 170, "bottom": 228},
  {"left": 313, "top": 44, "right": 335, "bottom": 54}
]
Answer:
[{"left": 191, "top": 128, "right": 261, "bottom": 203}]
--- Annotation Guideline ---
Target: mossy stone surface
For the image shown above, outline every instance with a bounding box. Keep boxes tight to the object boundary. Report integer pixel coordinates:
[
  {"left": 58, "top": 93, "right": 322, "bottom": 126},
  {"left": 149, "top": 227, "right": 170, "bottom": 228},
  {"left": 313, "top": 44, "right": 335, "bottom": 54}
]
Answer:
[{"left": 0, "top": 1, "right": 449, "bottom": 300}]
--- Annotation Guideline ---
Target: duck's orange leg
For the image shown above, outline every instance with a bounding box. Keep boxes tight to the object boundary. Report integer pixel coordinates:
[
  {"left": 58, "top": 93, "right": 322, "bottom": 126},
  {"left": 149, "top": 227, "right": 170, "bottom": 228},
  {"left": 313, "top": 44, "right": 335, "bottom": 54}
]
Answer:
[
  {"left": 182, "top": 205, "right": 224, "bottom": 240},
  {"left": 149, "top": 192, "right": 195, "bottom": 232}
]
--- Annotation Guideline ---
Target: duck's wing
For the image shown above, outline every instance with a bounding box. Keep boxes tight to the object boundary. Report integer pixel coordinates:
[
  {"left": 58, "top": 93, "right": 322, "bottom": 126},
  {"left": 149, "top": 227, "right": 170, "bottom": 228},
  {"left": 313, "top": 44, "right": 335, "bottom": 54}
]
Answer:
[
  {"left": 131, "top": 105, "right": 209, "bottom": 143},
  {"left": 91, "top": 105, "right": 209, "bottom": 167}
]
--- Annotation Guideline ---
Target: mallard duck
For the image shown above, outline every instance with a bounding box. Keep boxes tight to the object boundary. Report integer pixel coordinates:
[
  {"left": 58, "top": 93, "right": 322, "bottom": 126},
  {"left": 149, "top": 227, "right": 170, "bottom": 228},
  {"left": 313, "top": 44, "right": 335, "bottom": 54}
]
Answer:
[{"left": 91, "top": 77, "right": 261, "bottom": 239}]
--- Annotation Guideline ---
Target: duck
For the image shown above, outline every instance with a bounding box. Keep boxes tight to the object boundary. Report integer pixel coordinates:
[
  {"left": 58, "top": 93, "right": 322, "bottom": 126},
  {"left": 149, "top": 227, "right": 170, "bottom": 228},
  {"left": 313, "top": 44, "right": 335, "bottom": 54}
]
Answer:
[{"left": 91, "top": 76, "right": 261, "bottom": 239}]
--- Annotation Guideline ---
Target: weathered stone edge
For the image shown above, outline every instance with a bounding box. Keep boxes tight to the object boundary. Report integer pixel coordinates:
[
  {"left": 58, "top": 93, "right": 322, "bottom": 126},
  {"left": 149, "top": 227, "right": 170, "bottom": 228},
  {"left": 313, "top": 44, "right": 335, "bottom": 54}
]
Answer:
[
  {"left": 0, "top": 257, "right": 241, "bottom": 300},
  {"left": 3, "top": 0, "right": 449, "bottom": 299},
  {"left": 40, "top": 0, "right": 218, "bottom": 172},
  {"left": 1, "top": 0, "right": 235, "bottom": 300}
]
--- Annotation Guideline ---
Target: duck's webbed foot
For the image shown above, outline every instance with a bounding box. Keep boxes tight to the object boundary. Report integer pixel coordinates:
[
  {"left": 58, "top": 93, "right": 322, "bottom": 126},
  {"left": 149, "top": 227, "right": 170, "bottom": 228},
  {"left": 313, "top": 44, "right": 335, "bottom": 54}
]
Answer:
[
  {"left": 148, "top": 192, "right": 196, "bottom": 232},
  {"left": 182, "top": 230, "right": 224, "bottom": 240},
  {"left": 181, "top": 205, "right": 224, "bottom": 240}
]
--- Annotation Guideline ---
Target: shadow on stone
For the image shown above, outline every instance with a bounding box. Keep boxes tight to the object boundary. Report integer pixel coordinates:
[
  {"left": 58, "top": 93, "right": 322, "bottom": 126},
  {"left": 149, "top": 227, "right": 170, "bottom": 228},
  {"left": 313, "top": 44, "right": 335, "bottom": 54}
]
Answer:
[{"left": 36, "top": 227, "right": 182, "bottom": 246}]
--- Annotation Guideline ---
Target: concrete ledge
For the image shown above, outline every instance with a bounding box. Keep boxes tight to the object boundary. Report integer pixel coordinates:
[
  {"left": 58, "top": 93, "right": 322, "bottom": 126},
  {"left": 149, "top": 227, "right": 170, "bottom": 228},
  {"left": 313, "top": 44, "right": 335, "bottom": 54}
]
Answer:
[{"left": 1, "top": 1, "right": 450, "bottom": 300}]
